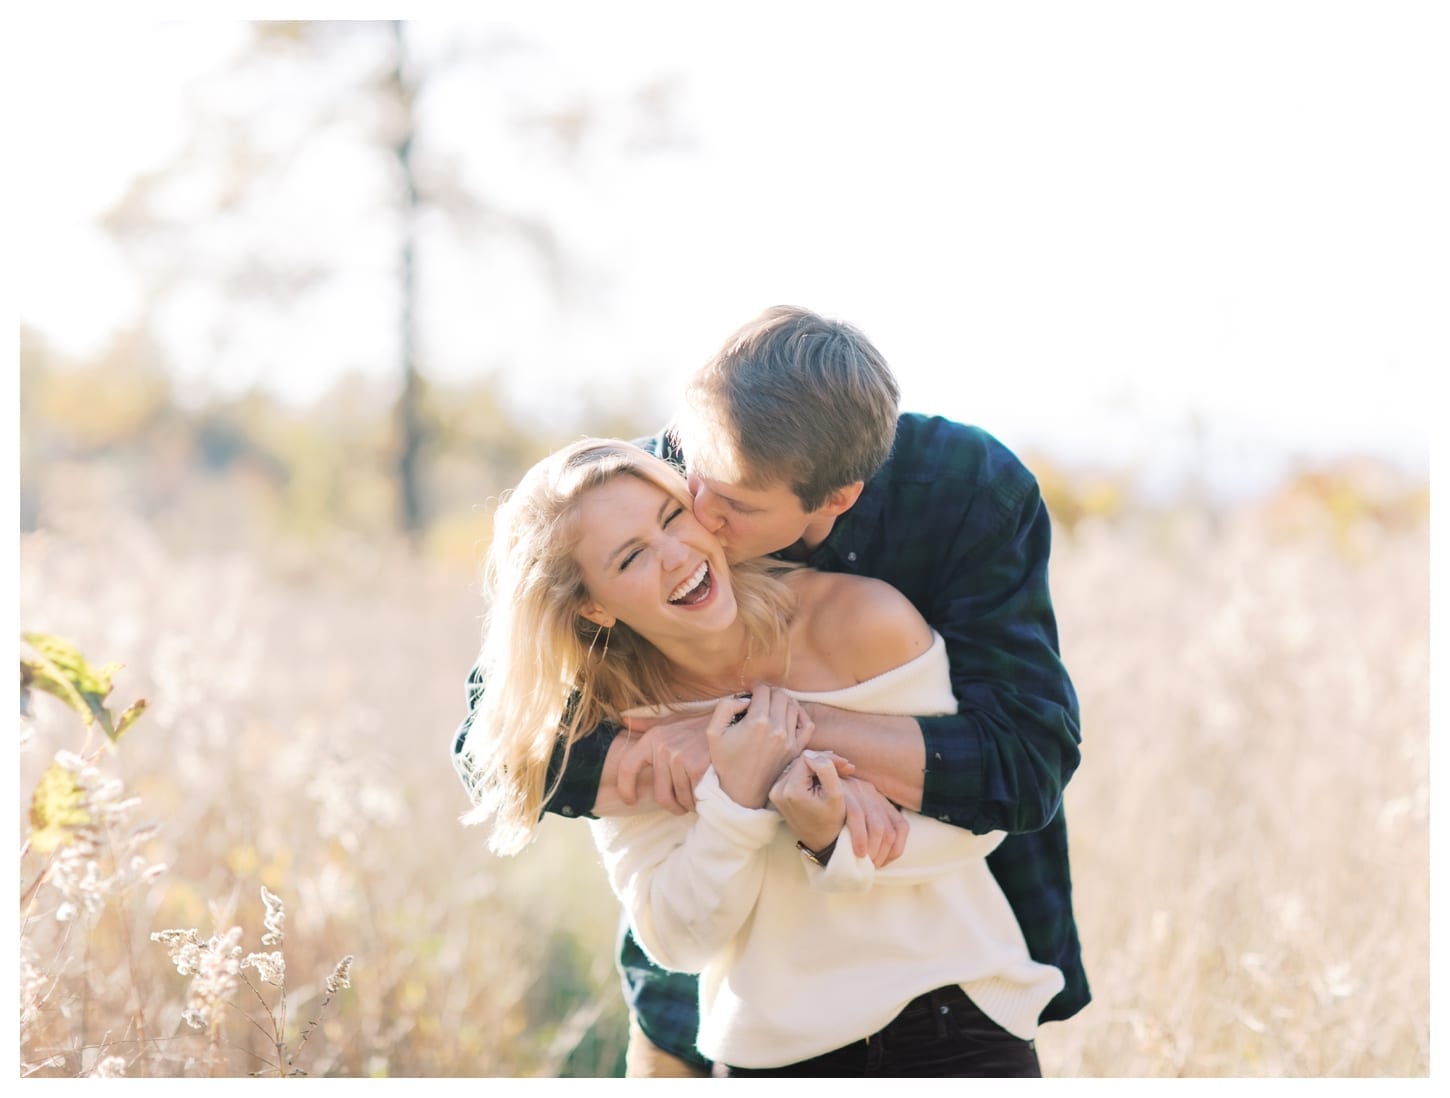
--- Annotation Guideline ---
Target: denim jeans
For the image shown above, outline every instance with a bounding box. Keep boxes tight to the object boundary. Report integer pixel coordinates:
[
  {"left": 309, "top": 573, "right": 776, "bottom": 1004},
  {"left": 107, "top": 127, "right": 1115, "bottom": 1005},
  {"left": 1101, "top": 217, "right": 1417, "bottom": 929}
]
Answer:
[{"left": 724, "top": 985, "right": 1042, "bottom": 1078}]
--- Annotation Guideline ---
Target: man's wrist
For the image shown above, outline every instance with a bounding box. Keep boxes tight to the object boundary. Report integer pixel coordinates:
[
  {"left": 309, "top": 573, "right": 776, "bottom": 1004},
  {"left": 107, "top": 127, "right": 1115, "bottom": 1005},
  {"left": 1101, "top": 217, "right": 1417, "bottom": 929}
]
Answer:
[{"left": 798, "top": 706, "right": 927, "bottom": 813}]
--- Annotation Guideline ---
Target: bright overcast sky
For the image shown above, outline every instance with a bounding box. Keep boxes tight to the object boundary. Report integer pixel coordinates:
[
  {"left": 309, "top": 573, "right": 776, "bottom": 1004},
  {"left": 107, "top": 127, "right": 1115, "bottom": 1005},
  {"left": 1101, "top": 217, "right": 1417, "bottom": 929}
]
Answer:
[{"left": 14, "top": 2, "right": 1446, "bottom": 497}]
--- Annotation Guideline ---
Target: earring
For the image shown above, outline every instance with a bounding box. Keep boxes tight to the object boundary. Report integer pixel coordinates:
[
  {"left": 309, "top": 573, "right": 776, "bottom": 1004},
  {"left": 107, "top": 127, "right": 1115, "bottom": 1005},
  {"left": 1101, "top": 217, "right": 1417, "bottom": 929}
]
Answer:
[{"left": 586, "top": 622, "right": 611, "bottom": 663}]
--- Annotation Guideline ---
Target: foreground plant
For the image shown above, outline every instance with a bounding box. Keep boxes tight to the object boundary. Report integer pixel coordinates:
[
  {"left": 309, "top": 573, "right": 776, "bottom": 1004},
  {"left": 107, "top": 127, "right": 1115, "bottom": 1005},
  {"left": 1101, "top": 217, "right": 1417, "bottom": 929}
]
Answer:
[
  {"left": 19, "top": 634, "right": 354, "bottom": 1077},
  {"left": 19, "top": 633, "right": 160, "bottom": 1076},
  {"left": 152, "top": 887, "right": 355, "bottom": 1077}
]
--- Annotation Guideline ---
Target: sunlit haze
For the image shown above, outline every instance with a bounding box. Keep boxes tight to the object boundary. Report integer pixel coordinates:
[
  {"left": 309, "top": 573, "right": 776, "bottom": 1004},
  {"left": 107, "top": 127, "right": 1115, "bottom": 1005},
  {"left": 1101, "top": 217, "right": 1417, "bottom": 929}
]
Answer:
[{"left": 15, "top": 4, "right": 1444, "bottom": 498}]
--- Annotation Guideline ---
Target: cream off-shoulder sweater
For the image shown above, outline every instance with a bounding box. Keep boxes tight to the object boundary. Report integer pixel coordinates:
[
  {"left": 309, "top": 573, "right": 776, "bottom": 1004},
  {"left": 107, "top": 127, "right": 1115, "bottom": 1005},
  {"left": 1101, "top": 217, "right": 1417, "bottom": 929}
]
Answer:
[{"left": 590, "top": 632, "right": 1065, "bottom": 1070}]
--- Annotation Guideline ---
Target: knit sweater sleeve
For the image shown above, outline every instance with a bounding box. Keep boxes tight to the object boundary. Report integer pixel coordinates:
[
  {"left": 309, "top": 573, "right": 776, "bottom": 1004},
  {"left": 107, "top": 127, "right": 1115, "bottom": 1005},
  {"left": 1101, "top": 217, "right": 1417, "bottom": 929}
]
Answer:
[
  {"left": 589, "top": 767, "right": 781, "bottom": 973},
  {"left": 809, "top": 817, "right": 1008, "bottom": 892}
]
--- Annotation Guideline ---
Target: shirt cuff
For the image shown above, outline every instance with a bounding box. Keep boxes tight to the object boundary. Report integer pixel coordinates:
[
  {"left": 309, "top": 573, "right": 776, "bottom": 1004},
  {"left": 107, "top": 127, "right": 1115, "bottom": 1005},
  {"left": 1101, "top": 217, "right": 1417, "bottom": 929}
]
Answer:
[
  {"left": 917, "top": 713, "right": 981, "bottom": 828},
  {"left": 542, "top": 724, "right": 619, "bottom": 820}
]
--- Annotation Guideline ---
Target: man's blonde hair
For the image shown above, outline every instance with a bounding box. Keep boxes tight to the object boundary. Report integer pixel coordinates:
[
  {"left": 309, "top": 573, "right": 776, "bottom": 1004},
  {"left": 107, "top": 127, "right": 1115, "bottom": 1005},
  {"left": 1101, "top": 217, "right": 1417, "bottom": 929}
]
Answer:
[
  {"left": 460, "top": 438, "right": 797, "bottom": 854},
  {"left": 675, "top": 306, "right": 901, "bottom": 511}
]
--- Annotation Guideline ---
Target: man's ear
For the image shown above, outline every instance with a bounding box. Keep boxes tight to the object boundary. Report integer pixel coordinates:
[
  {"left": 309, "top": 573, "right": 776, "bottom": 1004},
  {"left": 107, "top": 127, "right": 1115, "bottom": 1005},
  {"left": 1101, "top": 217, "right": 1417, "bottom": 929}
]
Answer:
[
  {"left": 820, "top": 481, "right": 865, "bottom": 518},
  {"left": 579, "top": 603, "right": 616, "bottom": 629}
]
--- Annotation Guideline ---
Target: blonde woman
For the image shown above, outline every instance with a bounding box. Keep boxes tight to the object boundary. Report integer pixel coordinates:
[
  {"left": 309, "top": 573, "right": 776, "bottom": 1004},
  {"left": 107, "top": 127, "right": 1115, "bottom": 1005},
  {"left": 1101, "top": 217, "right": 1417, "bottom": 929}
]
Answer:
[{"left": 460, "top": 438, "right": 1062, "bottom": 1076}]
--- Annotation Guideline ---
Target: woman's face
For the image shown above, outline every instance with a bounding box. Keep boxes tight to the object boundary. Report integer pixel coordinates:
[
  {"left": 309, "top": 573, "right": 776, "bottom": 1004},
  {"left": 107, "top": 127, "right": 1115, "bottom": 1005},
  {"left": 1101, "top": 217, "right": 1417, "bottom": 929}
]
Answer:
[{"left": 572, "top": 472, "right": 737, "bottom": 643}]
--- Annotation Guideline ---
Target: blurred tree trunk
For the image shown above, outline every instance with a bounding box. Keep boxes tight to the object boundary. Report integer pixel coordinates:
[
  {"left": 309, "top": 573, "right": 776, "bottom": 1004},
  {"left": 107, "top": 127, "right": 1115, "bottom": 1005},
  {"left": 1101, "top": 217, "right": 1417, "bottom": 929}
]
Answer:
[
  {"left": 390, "top": 21, "right": 425, "bottom": 540},
  {"left": 101, "top": 20, "right": 689, "bottom": 544}
]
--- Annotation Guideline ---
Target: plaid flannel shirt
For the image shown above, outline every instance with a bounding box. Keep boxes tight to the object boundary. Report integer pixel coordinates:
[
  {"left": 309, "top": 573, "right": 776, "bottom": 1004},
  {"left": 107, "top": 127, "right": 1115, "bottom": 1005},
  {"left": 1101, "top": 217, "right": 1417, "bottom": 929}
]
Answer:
[{"left": 452, "top": 413, "right": 1088, "bottom": 1067}]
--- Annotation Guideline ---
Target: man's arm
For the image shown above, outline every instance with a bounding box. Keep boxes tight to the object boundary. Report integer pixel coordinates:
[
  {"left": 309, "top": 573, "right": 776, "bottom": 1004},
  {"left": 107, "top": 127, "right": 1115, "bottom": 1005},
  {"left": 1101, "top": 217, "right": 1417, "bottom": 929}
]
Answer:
[
  {"left": 918, "top": 468, "right": 1080, "bottom": 834},
  {"left": 809, "top": 444, "right": 1080, "bottom": 836},
  {"left": 799, "top": 708, "right": 926, "bottom": 810},
  {"left": 449, "top": 661, "right": 623, "bottom": 821}
]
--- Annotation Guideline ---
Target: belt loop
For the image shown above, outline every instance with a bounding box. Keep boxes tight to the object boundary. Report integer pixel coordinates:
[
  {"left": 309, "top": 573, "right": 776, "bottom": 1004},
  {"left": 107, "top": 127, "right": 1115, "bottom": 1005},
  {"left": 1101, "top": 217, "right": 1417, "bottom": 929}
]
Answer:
[{"left": 865, "top": 1026, "right": 885, "bottom": 1070}]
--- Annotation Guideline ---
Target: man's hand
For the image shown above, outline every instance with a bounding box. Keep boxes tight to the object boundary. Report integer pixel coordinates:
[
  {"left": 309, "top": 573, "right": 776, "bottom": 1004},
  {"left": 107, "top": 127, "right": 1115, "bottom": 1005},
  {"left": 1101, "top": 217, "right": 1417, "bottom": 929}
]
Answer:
[
  {"left": 614, "top": 710, "right": 714, "bottom": 814},
  {"left": 839, "top": 776, "right": 910, "bottom": 868}
]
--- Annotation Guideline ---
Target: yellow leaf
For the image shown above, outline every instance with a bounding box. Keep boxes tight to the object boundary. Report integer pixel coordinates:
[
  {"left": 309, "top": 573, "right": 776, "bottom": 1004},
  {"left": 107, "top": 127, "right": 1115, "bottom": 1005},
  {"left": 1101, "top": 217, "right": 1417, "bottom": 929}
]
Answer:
[{"left": 29, "top": 762, "right": 91, "bottom": 853}]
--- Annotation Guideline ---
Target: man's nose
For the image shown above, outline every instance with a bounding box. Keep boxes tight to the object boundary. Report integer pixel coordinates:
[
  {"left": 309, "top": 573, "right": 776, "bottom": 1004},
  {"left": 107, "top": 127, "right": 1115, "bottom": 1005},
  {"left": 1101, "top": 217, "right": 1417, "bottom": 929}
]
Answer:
[{"left": 691, "top": 481, "right": 725, "bottom": 532}]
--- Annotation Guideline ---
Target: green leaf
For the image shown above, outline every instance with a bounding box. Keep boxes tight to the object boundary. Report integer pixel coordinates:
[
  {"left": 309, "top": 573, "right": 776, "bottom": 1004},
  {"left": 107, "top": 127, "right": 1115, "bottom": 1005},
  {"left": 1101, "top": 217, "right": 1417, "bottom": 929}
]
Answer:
[
  {"left": 113, "top": 699, "right": 148, "bottom": 741},
  {"left": 20, "top": 655, "right": 89, "bottom": 724},
  {"left": 19, "top": 633, "right": 122, "bottom": 738},
  {"left": 29, "top": 761, "right": 91, "bottom": 854}
]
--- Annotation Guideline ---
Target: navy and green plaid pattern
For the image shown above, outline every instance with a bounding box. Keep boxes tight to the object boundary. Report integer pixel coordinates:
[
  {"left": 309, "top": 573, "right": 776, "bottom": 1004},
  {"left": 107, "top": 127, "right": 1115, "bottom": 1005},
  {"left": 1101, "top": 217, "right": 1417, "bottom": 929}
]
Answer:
[
  {"left": 788, "top": 415, "right": 1087, "bottom": 1025},
  {"left": 451, "top": 413, "right": 1088, "bottom": 1063}
]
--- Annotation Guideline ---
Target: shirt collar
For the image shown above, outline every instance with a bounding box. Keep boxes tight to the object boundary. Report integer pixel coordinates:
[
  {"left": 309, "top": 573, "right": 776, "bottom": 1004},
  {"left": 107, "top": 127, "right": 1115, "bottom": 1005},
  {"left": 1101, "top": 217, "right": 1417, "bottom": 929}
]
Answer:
[{"left": 805, "top": 446, "right": 893, "bottom": 571}]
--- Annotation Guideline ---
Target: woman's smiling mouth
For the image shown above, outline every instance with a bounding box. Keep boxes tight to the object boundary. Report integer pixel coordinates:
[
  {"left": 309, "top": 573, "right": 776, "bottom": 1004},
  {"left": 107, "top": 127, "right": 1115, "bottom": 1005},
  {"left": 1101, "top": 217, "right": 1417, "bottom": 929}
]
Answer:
[{"left": 668, "top": 562, "right": 712, "bottom": 605}]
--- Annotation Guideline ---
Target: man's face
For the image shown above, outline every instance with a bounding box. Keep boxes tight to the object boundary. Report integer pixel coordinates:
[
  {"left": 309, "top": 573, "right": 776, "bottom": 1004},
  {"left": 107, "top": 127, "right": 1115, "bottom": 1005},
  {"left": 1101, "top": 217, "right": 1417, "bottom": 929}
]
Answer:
[
  {"left": 685, "top": 463, "right": 818, "bottom": 563},
  {"left": 676, "top": 407, "right": 858, "bottom": 562},
  {"left": 682, "top": 430, "right": 851, "bottom": 562}
]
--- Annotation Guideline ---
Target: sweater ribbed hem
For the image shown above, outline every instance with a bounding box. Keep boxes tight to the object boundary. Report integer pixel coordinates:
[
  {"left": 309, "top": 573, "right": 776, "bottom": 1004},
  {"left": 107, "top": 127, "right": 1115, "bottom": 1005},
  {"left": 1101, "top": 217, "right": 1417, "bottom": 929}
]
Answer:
[
  {"left": 961, "top": 970, "right": 1065, "bottom": 1041},
  {"left": 699, "top": 965, "right": 1065, "bottom": 1068}
]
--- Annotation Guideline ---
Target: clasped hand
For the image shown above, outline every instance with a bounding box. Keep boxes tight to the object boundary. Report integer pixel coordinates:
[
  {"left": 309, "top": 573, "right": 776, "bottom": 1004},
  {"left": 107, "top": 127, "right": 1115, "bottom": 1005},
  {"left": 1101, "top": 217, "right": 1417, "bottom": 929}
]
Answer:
[
  {"left": 706, "top": 685, "right": 813, "bottom": 810},
  {"left": 613, "top": 689, "right": 909, "bottom": 866},
  {"left": 768, "top": 750, "right": 848, "bottom": 853}
]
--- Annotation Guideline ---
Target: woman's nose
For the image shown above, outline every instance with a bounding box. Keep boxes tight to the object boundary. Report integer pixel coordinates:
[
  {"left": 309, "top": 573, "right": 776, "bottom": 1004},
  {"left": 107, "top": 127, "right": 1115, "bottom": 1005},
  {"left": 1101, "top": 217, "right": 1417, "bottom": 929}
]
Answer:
[{"left": 660, "top": 536, "right": 689, "bottom": 567}]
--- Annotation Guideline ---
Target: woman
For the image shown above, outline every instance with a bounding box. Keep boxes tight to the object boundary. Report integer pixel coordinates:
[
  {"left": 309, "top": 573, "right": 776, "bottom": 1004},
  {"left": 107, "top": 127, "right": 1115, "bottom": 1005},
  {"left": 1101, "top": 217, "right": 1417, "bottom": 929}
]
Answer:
[{"left": 460, "top": 439, "right": 1063, "bottom": 1076}]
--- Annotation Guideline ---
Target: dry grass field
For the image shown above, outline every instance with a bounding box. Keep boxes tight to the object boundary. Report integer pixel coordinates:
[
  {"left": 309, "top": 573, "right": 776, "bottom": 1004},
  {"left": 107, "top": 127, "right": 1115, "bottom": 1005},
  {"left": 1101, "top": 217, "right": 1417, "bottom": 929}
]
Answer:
[{"left": 17, "top": 471, "right": 1430, "bottom": 1077}]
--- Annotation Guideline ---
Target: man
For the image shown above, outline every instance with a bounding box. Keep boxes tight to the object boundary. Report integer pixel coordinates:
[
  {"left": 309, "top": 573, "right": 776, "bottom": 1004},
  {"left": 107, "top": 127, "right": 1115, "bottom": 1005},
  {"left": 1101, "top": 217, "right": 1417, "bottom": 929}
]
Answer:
[{"left": 454, "top": 305, "right": 1088, "bottom": 1076}]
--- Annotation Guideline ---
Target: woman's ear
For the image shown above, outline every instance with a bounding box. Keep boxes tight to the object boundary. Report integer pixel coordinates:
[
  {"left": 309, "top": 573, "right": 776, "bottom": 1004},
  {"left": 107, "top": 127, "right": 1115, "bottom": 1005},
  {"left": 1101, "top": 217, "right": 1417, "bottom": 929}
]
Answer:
[{"left": 579, "top": 603, "right": 616, "bottom": 629}]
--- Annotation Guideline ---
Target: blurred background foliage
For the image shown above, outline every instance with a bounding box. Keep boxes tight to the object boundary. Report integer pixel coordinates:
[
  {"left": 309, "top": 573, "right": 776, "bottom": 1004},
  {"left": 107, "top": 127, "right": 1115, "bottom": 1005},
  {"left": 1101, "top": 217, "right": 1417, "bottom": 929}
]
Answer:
[
  {"left": 18, "top": 312, "right": 1429, "bottom": 569},
  {"left": 19, "top": 320, "right": 662, "bottom": 575}
]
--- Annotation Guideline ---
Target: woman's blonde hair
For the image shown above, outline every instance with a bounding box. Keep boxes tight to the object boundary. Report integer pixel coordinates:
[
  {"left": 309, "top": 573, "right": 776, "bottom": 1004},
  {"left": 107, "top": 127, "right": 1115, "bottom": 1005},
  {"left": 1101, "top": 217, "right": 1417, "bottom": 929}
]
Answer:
[{"left": 460, "top": 438, "right": 797, "bottom": 855}]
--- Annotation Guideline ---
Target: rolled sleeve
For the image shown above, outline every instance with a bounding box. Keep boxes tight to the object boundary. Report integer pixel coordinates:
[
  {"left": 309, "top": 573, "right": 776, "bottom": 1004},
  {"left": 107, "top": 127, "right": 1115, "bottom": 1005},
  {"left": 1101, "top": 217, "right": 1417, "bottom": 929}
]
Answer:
[
  {"left": 542, "top": 722, "right": 620, "bottom": 819},
  {"left": 449, "top": 662, "right": 620, "bottom": 821}
]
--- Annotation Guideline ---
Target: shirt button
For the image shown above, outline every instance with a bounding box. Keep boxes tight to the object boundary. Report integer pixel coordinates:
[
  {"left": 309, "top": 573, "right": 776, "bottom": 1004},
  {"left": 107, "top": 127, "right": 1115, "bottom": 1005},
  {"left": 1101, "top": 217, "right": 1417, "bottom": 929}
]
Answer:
[
  {"left": 561, "top": 805, "right": 576, "bottom": 817},
  {"left": 847, "top": 551, "right": 857, "bottom": 563},
  {"left": 938, "top": 814, "right": 952, "bottom": 823}
]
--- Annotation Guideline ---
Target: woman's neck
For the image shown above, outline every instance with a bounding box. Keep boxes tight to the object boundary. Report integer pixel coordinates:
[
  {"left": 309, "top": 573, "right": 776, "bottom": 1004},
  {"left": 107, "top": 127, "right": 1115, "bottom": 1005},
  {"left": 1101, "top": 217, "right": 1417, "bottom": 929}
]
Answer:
[{"left": 651, "top": 621, "right": 784, "bottom": 700}]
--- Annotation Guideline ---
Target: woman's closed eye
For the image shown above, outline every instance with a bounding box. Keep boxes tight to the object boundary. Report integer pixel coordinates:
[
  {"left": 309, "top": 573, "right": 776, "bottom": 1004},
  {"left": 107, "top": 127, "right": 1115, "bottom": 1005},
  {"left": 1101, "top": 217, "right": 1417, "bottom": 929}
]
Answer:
[{"left": 619, "top": 508, "right": 685, "bottom": 571}]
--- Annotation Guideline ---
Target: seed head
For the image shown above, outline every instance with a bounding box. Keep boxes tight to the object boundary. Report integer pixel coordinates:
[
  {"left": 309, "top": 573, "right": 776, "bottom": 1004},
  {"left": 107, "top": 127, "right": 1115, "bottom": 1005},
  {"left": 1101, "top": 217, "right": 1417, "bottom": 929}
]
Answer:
[
  {"left": 326, "top": 954, "right": 354, "bottom": 994},
  {"left": 244, "top": 950, "right": 286, "bottom": 987},
  {"left": 260, "top": 885, "right": 286, "bottom": 947}
]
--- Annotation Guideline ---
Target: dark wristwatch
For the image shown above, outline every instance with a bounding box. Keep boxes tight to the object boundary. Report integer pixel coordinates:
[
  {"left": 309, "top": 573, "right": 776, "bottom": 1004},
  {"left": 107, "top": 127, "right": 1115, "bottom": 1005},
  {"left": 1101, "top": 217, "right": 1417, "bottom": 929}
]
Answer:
[{"left": 796, "top": 839, "right": 838, "bottom": 867}]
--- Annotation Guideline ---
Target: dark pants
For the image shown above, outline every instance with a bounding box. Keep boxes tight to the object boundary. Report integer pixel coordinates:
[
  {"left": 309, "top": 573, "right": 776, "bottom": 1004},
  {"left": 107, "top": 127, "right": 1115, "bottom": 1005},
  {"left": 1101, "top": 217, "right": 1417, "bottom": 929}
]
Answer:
[{"left": 724, "top": 985, "right": 1042, "bottom": 1078}]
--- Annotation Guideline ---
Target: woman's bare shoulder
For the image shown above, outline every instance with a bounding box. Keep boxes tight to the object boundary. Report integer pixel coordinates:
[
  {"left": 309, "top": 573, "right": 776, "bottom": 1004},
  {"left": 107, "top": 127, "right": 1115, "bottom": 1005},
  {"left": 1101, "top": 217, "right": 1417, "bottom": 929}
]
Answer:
[{"left": 789, "top": 570, "right": 933, "bottom": 683}]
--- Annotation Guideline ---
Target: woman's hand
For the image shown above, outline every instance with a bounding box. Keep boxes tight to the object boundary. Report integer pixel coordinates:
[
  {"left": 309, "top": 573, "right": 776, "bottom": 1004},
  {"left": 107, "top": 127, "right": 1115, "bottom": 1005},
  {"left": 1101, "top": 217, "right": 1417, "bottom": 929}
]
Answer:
[
  {"left": 706, "top": 684, "right": 813, "bottom": 809},
  {"left": 769, "top": 749, "right": 849, "bottom": 854}
]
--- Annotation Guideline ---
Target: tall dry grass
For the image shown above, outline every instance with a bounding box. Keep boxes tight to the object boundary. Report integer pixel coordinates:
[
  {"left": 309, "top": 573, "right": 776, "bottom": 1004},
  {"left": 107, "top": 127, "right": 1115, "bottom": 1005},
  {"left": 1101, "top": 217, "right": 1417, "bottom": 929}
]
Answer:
[
  {"left": 17, "top": 470, "right": 1429, "bottom": 1076},
  {"left": 1038, "top": 498, "right": 1430, "bottom": 1076}
]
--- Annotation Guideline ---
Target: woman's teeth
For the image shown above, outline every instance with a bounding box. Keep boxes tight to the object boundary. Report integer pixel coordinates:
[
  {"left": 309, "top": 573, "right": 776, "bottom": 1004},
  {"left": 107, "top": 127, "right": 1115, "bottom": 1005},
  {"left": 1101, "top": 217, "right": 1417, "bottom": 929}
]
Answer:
[{"left": 669, "top": 562, "right": 710, "bottom": 604}]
